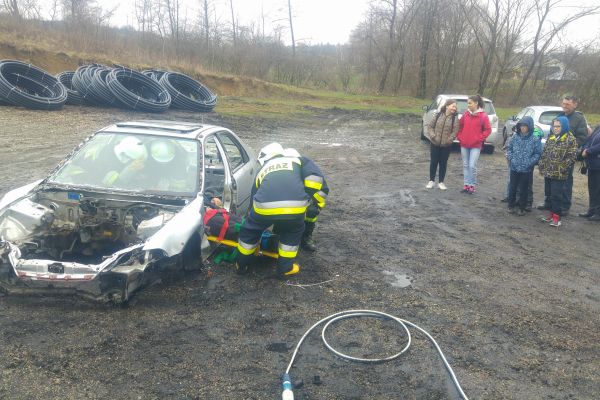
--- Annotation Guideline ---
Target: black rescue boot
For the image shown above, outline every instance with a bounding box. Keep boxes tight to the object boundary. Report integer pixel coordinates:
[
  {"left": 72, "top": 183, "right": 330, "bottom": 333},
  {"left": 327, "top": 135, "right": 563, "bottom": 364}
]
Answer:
[{"left": 301, "top": 222, "right": 317, "bottom": 252}]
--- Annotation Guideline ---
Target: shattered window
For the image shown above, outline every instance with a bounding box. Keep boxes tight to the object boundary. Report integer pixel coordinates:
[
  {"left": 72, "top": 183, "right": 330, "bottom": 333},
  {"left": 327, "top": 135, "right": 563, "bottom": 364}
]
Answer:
[{"left": 49, "top": 133, "right": 200, "bottom": 196}]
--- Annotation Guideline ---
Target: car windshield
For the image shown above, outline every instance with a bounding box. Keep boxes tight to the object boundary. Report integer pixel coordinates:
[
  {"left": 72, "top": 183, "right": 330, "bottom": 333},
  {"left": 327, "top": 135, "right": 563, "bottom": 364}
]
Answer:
[
  {"left": 455, "top": 99, "right": 496, "bottom": 115},
  {"left": 539, "top": 111, "right": 562, "bottom": 125},
  {"left": 49, "top": 132, "right": 200, "bottom": 196}
]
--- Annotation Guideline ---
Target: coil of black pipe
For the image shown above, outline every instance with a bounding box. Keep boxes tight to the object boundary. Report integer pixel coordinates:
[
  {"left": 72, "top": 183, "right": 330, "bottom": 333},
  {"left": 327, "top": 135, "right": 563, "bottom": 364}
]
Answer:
[
  {"left": 142, "top": 69, "right": 168, "bottom": 82},
  {"left": 56, "top": 71, "right": 86, "bottom": 105},
  {"left": 106, "top": 68, "right": 171, "bottom": 113},
  {"left": 72, "top": 64, "right": 106, "bottom": 106},
  {"left": 159, "top": 72, "right": 217, "bottom": 112},
  {"left": 91, "top": 67, "right": 122, "bottom": 107},
  {"left": 0, "top": 60, "right": 67, "bottom": 110}
]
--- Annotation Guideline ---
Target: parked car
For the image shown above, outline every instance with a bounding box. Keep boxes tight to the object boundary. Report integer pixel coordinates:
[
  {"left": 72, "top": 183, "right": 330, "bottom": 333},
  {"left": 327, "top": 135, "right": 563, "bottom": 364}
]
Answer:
[
  {"left": 421, "top": 94, "right": 499, "bottom": 153},
  {"left": 0, "top": 120, "right": 258, "bottom": 303},
  {"left": 503, "top": 106, "right": 563, "bottom": 145}
]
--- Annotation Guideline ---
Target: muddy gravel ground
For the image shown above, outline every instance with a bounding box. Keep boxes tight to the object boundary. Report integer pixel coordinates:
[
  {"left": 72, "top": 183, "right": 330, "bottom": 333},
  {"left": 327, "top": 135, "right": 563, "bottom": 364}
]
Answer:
[{"left": 0, "top": 105, "right": 599, "bottom": 400}]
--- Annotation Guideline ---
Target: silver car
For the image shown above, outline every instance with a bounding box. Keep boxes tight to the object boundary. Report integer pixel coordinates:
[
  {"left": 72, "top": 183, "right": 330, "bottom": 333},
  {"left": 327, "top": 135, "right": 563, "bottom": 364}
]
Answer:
[
  {"left": 0, "top": 120, "right": 258, "bottom": 303},
  {"left": 502, "top": 106, "right": 563, "bottom": 145},
  {"left": 421, "top": 94, "right": 499, "bottom": 153}
]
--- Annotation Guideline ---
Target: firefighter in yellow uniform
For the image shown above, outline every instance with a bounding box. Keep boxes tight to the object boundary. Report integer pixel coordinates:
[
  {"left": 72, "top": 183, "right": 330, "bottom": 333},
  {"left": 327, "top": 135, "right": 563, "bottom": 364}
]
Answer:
[{"left": 236, "top": 143, "right": 329, "bottom": 277}]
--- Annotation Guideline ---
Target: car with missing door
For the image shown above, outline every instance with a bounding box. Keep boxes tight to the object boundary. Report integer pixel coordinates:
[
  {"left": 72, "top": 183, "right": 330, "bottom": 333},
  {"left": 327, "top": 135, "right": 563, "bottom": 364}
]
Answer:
[
  {"left": 0, "top": 120, "right": 258, "bottom": 303},
  {"left": 421, "top": 94, "right": 500, "bottom": 153}
]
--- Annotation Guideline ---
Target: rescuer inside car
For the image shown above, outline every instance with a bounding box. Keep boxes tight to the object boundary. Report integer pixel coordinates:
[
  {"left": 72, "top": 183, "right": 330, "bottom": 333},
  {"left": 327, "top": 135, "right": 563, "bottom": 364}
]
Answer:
[{"left": 236, "top": 143, "right": 329, "bottom": 277}]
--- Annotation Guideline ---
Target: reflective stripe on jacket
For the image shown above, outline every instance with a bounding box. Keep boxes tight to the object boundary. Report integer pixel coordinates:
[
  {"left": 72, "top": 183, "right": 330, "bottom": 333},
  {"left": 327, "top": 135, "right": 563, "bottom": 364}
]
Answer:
[{"left": 251, "top": 155, "right": 329, "bottom": 217}]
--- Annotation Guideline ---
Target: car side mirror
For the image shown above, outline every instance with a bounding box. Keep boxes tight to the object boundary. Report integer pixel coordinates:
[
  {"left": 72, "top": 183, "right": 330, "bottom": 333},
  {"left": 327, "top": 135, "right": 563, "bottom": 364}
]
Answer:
[
  {"left": 511, "top": 115, "right": 517, "bottom": 121},
  {"left": 422, "top": 105, "right": 429, "bottom": 111}
]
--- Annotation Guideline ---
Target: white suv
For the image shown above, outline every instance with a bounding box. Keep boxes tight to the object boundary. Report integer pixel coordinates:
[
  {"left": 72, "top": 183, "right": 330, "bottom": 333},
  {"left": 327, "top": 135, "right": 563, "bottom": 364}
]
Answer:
[{"left": 421, "top": 94, "right": 500, "bottom": 153}]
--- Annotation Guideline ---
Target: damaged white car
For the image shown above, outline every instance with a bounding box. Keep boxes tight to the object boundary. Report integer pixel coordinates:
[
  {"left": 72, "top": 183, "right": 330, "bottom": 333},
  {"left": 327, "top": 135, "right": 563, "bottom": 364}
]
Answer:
[{"left": 0, "top": 121, "right": 257, "bottom": 303}]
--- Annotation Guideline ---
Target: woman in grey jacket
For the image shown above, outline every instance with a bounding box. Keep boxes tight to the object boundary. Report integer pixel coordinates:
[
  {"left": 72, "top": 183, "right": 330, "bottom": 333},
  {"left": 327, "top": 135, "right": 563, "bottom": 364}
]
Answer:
[{"left": 426, "top": 99, "right": 459, "bottom": 190}]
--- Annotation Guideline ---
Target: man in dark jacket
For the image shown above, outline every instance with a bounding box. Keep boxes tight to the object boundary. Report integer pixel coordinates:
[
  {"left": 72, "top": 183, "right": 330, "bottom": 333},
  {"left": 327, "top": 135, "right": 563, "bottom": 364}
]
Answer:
[
  {"left": 236, "top": 143, "right": 329, "bottom": 277},
  {"left": 579, "top": 125, "right": 600, "bottom": 221},
  {"left": 556, "top": 96, "right": 589, "bottom": 213}
]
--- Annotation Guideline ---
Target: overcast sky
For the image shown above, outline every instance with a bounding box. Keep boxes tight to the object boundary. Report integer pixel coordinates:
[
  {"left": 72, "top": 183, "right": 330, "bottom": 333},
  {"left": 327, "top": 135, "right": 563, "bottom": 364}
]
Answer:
[{"left": 36, "top": 0, "right": 600, "bottom": 46}]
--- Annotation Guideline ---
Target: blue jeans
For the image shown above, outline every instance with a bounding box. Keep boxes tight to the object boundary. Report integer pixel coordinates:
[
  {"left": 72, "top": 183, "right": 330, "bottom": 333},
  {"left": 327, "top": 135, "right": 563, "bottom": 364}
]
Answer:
[{"left": 461, "top": 147, "right": 481, "bottom": 186}]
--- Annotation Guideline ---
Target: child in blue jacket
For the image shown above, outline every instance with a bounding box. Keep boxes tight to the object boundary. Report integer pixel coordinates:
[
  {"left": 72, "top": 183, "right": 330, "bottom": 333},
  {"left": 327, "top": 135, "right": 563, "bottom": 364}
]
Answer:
[{"left": 507, "top": 116, "right": 542, "bottom": 215}]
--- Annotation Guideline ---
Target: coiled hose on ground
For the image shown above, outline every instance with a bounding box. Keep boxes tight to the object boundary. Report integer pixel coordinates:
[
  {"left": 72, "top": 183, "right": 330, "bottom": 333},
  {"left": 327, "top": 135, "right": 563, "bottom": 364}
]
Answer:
[
  {"left": 0, "top": 60, "right": 67, "bottom": 110},
  {"left": 56, "top": 71, "right": 85, "bottom": 105},
  {"left": 281, "top": 309, "right": 469, "bottom": 400},
  {"left": 72, "top": 64, "right": 105, "bottom": 106},
  {"left": 106, "top": 68, "right": 171, "bottom": 113},
  {"left": 159, "top": 71, "right": 217, "bottom": 112}
]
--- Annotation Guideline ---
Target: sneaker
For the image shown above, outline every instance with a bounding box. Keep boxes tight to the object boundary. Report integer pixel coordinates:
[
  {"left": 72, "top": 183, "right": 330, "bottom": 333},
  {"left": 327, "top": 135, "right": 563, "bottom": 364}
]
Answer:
[
  {"left": 550, "top": 214, "right": 561, "bottom": 227},
  {"left": 587, "top": 214, "right": 600, "bottom": 222},
  {"left": 500, "top": 197, "right": 509, "bottom": 203},
  {"left": 517, "top": 209, "right": 526, "bottom": 216},
  {"left": 426, "top": 181, "right": 435, "bottom": 189},
  {"left": 537, "top": 204, "right": 550, "bottom": 210},
  {"left": 467, "top": 185, "right": 475, "bottom": 194},
  {"left": 460, "top": 185, "right": 469, "bottom": 193},
  {"left": 508, "top": 207, "right": 516, "bottom": 214},
  {"left": 438, "top": 182, "right": 447, "bottom": 190},
  {"left": 541, "top": 213, "right": 553, "bottom": 223},
  {"left": 578, "top": 211, "right": 593, "bottom": 218},
  {"left": 524, "top": 206, "right": 532, "bottom": 212}
]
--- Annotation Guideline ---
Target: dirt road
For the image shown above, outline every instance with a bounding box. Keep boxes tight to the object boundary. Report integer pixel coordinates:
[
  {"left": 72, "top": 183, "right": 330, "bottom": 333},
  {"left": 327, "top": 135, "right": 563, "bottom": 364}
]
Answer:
[{"left": 0, "top": 105, "right": 598, "bottom": 399}]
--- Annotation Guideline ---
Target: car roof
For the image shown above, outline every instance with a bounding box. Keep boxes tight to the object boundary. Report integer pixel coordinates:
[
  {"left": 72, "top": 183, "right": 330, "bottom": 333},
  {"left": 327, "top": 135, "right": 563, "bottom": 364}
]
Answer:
[
  {"left": 98, "top": 120, "right": 229, "bottom": 140},
  {"left": 525, "top": 106, "right": 563, "bottom": 112},
  {"left": 437, "top": 94, "right": 493, "bottom": 103}
]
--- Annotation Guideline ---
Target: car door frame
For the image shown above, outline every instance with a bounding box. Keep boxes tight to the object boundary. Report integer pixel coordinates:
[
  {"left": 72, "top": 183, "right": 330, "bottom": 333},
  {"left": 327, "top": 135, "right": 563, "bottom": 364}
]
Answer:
[{"left": 214, "top": 130, "right": 255, "bottom": 215}]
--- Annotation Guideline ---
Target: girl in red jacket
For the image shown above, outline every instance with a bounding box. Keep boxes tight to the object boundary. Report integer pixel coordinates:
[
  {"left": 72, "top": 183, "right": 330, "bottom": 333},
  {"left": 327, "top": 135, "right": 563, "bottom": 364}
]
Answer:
[{"left": 456, "top": 94, "right": 491, "bottom": 194}]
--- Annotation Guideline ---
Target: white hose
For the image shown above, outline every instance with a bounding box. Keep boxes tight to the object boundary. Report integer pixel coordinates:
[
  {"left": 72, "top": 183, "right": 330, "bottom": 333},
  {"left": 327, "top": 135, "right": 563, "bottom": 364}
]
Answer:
[{"left": 284, "top": 309, "right": 469, "bottom": 400}]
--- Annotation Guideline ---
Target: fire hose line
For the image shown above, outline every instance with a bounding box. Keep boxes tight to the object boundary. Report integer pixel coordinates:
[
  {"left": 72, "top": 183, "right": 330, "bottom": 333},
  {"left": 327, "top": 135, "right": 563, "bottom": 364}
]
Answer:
[{"left": 281, "top": 309, "right": 469, "bottom": 400}]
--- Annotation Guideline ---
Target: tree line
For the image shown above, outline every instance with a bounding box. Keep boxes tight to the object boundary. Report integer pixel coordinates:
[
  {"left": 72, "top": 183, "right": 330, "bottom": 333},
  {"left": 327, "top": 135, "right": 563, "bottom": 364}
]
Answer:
[{"left": 1, "top": 0, "right": 599, "bottom": 109}]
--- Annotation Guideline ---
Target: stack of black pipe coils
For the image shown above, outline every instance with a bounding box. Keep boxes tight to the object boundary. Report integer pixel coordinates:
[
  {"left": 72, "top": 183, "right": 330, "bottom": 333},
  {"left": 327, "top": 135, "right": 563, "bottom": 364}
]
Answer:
[
  {"left": 0, "top": 60, "right": 67, "bottom": 110},
  {"left": 160, "top": 71, "right": 217, "bottom": 112},
  {"left": 106, "top": 68, "right": 171, "bottom": 113},
  {"left": 1, "top": 59, "right": 218, "bottom": 113}
]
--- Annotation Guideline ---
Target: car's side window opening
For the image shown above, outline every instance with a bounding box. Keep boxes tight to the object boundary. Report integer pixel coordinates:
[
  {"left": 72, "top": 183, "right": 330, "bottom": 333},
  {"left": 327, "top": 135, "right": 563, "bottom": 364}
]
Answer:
[
  {"left": 203, "top": 135, "right": 226, "bottom": 197},
  {"left": 216, "top": 132, "right": 248, "bottom": 172},
  {"left": 539, "top": 111, "right": 561, "bottom": 125}
]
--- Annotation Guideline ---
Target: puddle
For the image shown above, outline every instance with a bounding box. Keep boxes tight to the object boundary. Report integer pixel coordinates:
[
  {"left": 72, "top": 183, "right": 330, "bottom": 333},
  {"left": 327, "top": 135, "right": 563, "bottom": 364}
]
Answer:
[{"left": 382, "top": 270, "right": 412, "bottom": 288}]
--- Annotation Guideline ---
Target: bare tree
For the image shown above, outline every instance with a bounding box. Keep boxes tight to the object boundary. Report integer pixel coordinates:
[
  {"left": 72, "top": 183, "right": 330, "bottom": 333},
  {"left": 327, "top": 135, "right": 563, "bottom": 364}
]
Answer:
[
  {"left": 513, "top": 0, "right": 600, "bottom": 102},
  {"left": 229, "top": 0, "right": 237, "bottom": 47},
  {"left": 287, "top": 0, "right": 295, "bottom": 57},
  {"left": 489, "top": 0, "right": 531, "bottom": 98},
  {"left": 2, "top": 0, "right": 40, "bottom": 19},
  {"left": 416, "top": 0, "right": 439, "bottom": 98}
]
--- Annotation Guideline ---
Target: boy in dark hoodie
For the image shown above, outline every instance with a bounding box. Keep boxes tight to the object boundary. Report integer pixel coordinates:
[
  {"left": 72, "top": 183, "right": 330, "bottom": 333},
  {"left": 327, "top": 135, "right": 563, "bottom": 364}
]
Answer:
[
  {"left": 538, "top": 116, "right": 578, "bottom": 227},
  {"left": 507, "top": 116, "right": 542, "bottom": 215}
]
